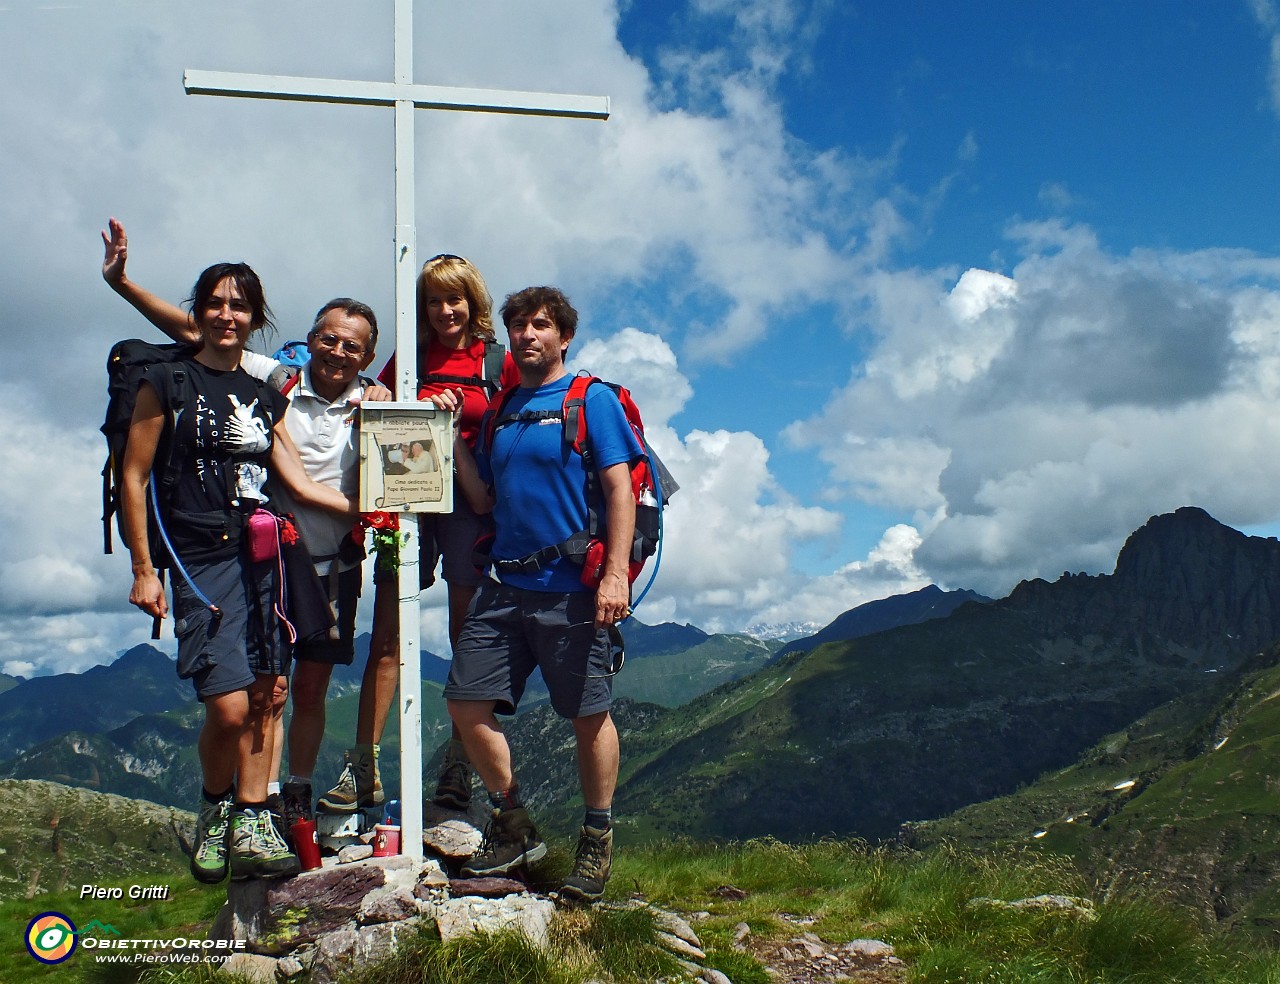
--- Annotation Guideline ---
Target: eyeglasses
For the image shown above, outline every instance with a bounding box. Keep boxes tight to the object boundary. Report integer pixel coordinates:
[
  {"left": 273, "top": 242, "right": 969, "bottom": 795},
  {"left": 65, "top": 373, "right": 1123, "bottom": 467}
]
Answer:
[
  {"left": 426, "top": 253, "right": 469, "bottom": 265},
  {"left": 313, "top": 332, "right": 367, "bottom": 356}
]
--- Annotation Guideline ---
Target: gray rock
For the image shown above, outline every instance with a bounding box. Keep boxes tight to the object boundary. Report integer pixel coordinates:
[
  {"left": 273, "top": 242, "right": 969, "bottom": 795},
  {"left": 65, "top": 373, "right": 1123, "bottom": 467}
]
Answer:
[
  {"left": 252, "top": 861, "right": 391, "bottom": 954},
  {"left": 650, "top": 907, "right": 702, "bottom": 948},
  {"left": 968, "top": 894, "right": 1097, "bottom": 920},
  {"left": 308, "top": 920, "right": 421, "bottom": 984},
  {"left": 700, "top": 969, "right": 732, "bottom": 984},
  {"left": 657, "top": 928, "right": 706, "bottom": 961},
  {"left": 338, "top": 844, "right": 374, "bottom": 863},
  {"left": 423, "top": 816, "right": 484, "bottom": 858},
  {"left": 430, "top": 894, "right": 556, "bottom": 949},
  {"left": 217, "top": 952, "right": 277, "bottom": 982},
  {"left": 276, "top": 953, "right": 307, "bottom": 978},
  {"left": 842, "top": 938, "right": 895, "bottom": 958},
  {"left": 358, "top": 885, "right": 419, "bottom": 925},
  {"left": 417, "top": 863, "right": 451, "bottom": 891},
  {"left": 211, "top": 878, "right": 271, "bottom": 944},
  {"left": 449, "top": 875, "right": 529, "bottom": 898},
  {"left": 794, "top": 936, "right": 826, "bottom": 959}
]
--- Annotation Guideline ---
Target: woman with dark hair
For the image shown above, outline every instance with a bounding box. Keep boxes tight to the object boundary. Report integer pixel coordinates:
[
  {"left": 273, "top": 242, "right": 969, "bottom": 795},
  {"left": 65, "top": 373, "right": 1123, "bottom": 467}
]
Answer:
[{"left": 121, "top": 261, "right": 357, "bottom": 884}]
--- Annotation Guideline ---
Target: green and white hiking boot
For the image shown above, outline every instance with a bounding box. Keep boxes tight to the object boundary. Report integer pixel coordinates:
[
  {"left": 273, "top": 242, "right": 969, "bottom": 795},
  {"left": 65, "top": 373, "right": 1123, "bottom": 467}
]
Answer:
[
  {"left": 432, "top": 756, "right": 473, "bottom": 811},
  {"left": 229, "top": 806, "right": 300, "bottom": 880},
  {"left": 317, "top": 745, "right": 383, "bottom": 813},
  {"left": 459, "top": 807, "right": 547, "bottom": 877},
  {"left": 558, "top": 825, "right": 614, "bottom": 904},
  {"left": 190, "top": 794, "right": 232, "bottom": 884}
]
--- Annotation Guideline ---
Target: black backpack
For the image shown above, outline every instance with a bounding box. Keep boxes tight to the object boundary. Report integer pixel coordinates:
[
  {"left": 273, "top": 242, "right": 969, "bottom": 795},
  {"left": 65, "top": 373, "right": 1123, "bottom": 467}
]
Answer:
[{"left": 100, "top": 339, "right": 196, "bottom": 559}]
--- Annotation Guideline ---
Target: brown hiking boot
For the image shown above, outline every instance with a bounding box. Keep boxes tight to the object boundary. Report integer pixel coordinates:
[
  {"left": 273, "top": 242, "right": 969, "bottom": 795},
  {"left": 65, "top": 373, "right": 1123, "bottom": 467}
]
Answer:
[
  {"left": 432, "top": 755, "right": 473, "bottom": 811},
  {"left": 459, "top": 807, "right": 547, "bottom": 877},
  {"left": 317, "top": 745, "right": 383, "bottom": 813},
  {"left": 558, "top": 825, "right": 613, "bottom": 903}
]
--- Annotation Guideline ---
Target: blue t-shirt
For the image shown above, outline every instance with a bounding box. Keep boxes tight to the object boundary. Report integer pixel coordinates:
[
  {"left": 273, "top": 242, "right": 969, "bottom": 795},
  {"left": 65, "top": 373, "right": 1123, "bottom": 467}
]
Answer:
[{"left": 480, "top": 374, "right": 644, "bottom": 592}]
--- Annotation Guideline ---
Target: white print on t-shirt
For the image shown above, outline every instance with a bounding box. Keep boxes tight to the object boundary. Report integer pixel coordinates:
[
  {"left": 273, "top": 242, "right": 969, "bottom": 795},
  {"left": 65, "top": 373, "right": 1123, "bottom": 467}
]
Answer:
[
  {"left": 227, "top": 395, "right": 271, "bottom": 454},
  {"left": 236, "top": 461, "right": 269, "bottom": 503}
]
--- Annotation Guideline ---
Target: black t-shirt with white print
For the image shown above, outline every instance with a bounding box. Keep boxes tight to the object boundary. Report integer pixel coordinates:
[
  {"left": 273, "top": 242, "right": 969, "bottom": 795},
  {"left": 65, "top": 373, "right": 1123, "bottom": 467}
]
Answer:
[{"left": 142, "top": 359, "right": 287, "bottom": 562}]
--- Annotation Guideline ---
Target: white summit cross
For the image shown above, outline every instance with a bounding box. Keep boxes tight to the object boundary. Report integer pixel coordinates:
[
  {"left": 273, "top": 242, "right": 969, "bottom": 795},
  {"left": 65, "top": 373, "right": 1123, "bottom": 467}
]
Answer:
[{"left": 184, "top": 0, "right": 609, "bottom": 860}]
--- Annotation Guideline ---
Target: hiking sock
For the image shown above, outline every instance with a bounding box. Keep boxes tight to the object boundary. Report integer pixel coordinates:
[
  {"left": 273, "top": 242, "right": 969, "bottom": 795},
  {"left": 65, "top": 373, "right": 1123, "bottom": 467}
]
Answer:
[
  {"left": 488, "top": 786, "right": 523, "bottom": 812},
  {"left": 267, "top": 781, "right": 281, "bottom": 796},
  {"left": 203, "top": 785, "right": 233, "bottom": 805},
  {"left": 584, "top": 807, "right": 612, "bottom": 831}
]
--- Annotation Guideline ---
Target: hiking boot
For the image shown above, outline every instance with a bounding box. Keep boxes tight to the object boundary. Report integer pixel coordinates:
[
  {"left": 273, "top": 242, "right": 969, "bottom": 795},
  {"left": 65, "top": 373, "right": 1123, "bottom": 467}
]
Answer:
[
  {"left": 190, "top": 793, "right": 231, "bottom": 884},
  {"left": 229, "top": 806, "right": 301, "bottom": 880},
  {"left": 558, "top": 825, "right": 613, "bottom": 904},
  {"left": 459, "top": 807, "right": 547, "bottom": 877},
  {"left": 432, "top": 757, "right": 473, "bottom": 811},
  {"left": 317, "top": 745, "right": 383, "bottom": 813},
  {"left": 265, "top": 792, "right": 287, "bottom": 844},
  {"left": 281, "top": 780, "right": 314, "bottom": 832}
]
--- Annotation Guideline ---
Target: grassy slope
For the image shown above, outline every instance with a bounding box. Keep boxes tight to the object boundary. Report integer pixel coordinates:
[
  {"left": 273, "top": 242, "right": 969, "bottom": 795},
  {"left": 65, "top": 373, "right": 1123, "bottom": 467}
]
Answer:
[{"left": 911, "top": 652, "right": 1280, "bottom": 942}]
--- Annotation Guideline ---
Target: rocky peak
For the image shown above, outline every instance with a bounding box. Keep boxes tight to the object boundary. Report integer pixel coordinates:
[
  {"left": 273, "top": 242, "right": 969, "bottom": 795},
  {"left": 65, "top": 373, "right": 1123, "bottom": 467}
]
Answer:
[{"left": 1007, "top": 507, "right": 1280, "bottom": 661}]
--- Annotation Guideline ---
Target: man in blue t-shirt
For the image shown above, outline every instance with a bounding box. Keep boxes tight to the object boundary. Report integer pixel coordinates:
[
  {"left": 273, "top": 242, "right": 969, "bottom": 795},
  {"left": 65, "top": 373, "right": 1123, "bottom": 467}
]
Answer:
[{"left": 447, "top": 286, "right": 642, "bottom": 903}]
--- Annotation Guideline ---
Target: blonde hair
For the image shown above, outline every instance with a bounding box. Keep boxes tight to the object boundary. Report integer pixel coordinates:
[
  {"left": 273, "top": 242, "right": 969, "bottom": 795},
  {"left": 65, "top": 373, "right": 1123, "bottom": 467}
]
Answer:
[{"left": 417, "top": 254, "right": 495, "bottom": 343}]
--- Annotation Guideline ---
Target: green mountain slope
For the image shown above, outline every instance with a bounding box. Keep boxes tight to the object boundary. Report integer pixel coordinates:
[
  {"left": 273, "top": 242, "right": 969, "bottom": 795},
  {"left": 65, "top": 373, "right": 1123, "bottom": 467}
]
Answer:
[
  {"left": 912, "top": 647, "right": 1280, "bottom": 941},
  {"left": 611, "top": 508, "right": 1280, "bottom": 842},
  {"left": 0, "top": 646, "right": 188, "bottom": 759},
  {"left": 0, "top": 780, "right": 189, "bottom": 900}
]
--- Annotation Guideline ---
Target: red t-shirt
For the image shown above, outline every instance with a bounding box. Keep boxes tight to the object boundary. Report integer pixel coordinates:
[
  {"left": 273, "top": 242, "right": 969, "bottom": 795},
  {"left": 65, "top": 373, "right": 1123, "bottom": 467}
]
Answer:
[{"left": 378, "top": 338, "right": 519, "bottom": 447}]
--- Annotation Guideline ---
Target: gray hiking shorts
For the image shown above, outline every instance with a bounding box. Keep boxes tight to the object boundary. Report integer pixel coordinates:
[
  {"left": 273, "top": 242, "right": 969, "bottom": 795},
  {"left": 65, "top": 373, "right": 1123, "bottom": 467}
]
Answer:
[
  {"left": 294, "top": 564, "right": 361, "bottom": 666},
  {"left": 172, "top": 555, "right": 291, "bottom": 700},
  {"left": 445, "top": 580, "right": 617, "bottom": 718}
]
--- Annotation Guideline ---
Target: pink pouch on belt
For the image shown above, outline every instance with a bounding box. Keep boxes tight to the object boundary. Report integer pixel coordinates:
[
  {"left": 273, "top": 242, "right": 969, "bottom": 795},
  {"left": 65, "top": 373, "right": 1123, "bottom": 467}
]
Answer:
[{"left": 246, "top": 510, "right": 279, "bottom": 563}]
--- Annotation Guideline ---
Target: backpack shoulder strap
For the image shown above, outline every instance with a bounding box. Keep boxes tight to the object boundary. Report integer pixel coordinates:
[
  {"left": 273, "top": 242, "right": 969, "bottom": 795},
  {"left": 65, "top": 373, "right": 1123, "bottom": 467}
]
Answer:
[
  {"left": 562, "top": 374, "right": 604, "bottom": 457},
  {"left": 480, "top": 382, "right": 522, "bottom": 455},
  {"left": 153, "top": 362, "right": 194, "bottom": 504},
  {"left": 482, "top": 341, "right": 507, "bottom": 395}
]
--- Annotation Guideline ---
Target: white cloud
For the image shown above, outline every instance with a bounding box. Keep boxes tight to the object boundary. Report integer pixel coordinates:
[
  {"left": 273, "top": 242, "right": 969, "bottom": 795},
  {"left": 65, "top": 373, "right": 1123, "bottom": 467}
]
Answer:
[
  {"left": 1248, "top": 0, "right": 1280, "bottom": 117},
  {"left": 753, "top": 522, "right": 929, "bottom": 627},
  {"left": 791, "top": 220, "right": 1280, "bottom": 596},
  {"left": 573, "top": 330, "right": 843, "bottom": 630}
]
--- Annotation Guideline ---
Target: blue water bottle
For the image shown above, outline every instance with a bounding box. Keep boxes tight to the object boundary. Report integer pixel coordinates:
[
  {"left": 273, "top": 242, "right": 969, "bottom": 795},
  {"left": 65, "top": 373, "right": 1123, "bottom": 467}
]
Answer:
[{"left": 384, "top": 799, "right": 401, "bottom": 825}]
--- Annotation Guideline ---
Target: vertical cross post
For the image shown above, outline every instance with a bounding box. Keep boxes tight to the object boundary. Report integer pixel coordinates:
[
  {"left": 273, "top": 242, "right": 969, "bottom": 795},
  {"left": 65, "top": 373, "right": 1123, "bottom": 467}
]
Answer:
[
  {"left": 184, "top": 1, "right": 608, "bottom": 861},
  {"left": 391, "top": 0, "right": 424, "bottom": 862}
]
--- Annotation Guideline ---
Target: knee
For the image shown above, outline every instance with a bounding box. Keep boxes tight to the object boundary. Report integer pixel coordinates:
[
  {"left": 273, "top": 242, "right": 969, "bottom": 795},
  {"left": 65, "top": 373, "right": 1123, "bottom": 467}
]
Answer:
[
  {"left": 572, "top": 710, "right": 613, "bottom": 741},
  {"left": 204, "top": 699, "right": 248, "bottom": 735},
  {"left": 247, "top": 676, "right": 284, "bottom": 717},
  {"left": 447, "top": 698, "right": 493, "bottom": 730}
]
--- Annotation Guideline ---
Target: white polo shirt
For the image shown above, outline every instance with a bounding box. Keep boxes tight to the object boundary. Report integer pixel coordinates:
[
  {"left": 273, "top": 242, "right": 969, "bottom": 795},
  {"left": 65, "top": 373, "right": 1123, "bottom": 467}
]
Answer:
[{"left": 271, "top": 364, "right": 364, "bottom": 575}]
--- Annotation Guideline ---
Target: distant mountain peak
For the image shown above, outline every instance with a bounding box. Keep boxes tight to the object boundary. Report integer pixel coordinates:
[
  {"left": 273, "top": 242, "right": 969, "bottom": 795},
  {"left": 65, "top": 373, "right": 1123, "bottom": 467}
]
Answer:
[
  {"left": 1113, "top": 506, "right": 1249, "bottom": 581},
  {"left": 1002, "top": 506, "right": 1280, "bottom": 658}
]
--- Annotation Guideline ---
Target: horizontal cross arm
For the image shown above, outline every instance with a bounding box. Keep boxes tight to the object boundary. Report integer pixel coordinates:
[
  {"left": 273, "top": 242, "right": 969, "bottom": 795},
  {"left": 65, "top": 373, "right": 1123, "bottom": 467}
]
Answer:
[{"left": 184, "top": 69, "right": 609, "bottom": 119}]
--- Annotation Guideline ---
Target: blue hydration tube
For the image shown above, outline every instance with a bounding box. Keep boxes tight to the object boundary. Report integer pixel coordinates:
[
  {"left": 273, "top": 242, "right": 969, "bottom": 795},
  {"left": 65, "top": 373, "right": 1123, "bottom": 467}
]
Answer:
[{"left": 149, "top": 473, "right": 223, "bottom": 627}]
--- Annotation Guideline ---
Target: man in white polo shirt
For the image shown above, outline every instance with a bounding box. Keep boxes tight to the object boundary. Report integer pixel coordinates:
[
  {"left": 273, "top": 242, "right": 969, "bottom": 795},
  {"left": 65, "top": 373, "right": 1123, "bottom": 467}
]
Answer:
[{"left": 268, "top": 299, "right": 382, "bottom": 829}]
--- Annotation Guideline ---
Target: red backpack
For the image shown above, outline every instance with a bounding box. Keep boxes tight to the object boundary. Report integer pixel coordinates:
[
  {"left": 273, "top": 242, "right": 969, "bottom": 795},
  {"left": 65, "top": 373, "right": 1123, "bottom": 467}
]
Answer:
[{"left": 481, "top": 373, "right": 679, "bottom": 589}]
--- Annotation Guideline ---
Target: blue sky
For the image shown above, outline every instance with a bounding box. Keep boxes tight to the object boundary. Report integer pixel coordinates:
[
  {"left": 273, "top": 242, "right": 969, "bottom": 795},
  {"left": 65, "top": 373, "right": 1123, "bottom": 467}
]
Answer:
[{"left": 5, "top": 0, "right": 1280, "bottom": 675}]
